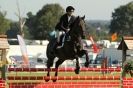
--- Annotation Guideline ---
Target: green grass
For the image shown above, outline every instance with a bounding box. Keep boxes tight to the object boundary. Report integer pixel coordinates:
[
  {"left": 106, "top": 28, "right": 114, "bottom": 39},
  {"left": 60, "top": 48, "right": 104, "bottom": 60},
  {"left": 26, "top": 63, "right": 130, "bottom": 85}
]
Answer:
[{"left": 7, "top": 71, "right": 121, "bottom": 76}]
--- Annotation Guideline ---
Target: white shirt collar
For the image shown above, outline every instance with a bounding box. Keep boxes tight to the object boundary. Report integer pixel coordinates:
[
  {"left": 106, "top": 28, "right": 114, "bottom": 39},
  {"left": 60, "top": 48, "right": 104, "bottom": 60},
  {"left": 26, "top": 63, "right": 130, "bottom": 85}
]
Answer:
[{"left": 68, "top": 16, "right": 71, "bottom": 22}]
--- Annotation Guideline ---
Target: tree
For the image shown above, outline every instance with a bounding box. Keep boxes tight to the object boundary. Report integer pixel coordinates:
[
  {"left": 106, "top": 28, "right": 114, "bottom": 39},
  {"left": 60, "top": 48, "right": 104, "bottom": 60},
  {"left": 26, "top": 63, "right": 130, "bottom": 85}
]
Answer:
[
  {"left": 6, "top": 22, "right": 19, "bottom": 38},
  {"left": 110, "top": 2, "right": 133, "bottom": 36},
  {"left": 85, "top": 20, "right": 110, "bottom": 41},
  {"left": 15, "top": 1, "right": 26, "bottom": 37},
  {"left": 26, "top": 4, "right": 64, "bottom": 40},
  {"left": 0, "top": 10, "right": 10, "bottom": 34},
  {"left": 6, "top": 22, "right": 30, "bottom": 39},
  {"left": 26, "top": 12, "right": 38, "bottom": 39}
]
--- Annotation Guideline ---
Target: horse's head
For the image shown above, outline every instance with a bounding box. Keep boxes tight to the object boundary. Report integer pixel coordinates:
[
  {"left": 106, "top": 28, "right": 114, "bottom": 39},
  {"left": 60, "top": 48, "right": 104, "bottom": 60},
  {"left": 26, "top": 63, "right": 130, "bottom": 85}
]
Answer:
[{"left": 70, "top": 16, "right": 86, "bottom": 40}]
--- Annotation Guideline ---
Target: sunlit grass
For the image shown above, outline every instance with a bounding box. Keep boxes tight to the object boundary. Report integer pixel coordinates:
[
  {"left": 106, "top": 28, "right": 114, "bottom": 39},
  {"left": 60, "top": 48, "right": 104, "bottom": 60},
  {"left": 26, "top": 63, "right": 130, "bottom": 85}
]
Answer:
[{"left": 7, "top": 71, "right": 121, "bottom": 76}]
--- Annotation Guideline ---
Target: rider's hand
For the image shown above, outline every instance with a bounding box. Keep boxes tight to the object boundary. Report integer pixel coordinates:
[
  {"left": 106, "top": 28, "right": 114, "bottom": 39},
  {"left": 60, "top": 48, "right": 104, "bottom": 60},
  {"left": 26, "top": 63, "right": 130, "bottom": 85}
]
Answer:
[{"left": 66, "top": 29, "right": 70, "bottom": 33}]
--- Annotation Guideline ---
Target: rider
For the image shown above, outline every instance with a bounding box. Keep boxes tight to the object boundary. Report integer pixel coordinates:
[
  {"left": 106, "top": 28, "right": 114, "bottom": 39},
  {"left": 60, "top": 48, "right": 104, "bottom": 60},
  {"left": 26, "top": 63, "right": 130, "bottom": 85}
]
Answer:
[{"left": 55, "top": 6, "right": 76, "bottom": 48}]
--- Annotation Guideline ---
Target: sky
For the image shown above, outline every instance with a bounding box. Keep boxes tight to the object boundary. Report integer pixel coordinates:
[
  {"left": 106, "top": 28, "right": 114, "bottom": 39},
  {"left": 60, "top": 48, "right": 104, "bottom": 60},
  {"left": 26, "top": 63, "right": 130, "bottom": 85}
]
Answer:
[{"left": 0, "top": 0, "right": 133, "bottom": 21}]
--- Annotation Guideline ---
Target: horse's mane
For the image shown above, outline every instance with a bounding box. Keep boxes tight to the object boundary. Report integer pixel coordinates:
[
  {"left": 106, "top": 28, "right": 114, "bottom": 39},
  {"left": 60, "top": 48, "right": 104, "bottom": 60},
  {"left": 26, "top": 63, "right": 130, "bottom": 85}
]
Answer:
[{"left": 69, "top": 16, "right": 85, "bottom": 41}]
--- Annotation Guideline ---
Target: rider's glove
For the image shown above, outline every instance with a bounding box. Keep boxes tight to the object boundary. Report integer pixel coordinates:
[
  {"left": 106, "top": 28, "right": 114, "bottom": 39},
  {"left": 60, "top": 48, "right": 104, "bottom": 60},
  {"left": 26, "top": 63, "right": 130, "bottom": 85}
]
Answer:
[{"left": 65, "top": 29, "right": 70, "bottom": 33}]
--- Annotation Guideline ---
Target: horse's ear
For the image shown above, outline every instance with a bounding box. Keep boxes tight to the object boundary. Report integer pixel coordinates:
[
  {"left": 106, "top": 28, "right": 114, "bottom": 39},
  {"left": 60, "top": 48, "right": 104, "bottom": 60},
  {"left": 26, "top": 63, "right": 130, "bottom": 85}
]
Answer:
[{"left": 81, "top": 15, "right": 85, "bottom": 20}]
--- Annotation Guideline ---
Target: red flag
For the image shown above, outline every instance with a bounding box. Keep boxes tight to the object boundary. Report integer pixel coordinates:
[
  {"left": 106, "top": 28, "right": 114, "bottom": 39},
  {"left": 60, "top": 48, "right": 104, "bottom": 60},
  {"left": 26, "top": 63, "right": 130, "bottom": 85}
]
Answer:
[
  {"left": 93, "top": 43, "right": 98, "bottom": 53},
  {"left": 89, "top": 36, "right": 99, "bottom": 53}
]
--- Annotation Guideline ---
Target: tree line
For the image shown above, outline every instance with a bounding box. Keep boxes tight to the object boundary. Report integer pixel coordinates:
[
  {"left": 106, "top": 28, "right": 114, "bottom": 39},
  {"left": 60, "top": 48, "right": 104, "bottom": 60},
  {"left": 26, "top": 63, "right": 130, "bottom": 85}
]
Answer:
[{"left": 0, "top": 2, "right": 133, "bottom": 41}]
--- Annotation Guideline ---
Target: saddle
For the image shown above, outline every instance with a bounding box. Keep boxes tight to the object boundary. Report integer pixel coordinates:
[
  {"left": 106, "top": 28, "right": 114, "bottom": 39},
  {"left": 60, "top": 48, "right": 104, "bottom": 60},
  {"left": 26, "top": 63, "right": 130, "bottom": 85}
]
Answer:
[
  {"left": 56, "top": 33, "right": 71, "bottom": 48},
  {"left": 52, "top": 34, "right": 71, "bottom": 52}
]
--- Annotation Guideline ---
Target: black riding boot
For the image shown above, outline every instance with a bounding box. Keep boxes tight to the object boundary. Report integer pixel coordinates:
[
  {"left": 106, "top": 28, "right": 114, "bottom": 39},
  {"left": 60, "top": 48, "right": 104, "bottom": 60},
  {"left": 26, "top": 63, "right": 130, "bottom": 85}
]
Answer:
[
  {"left": 65, "top": 32, "right": 71, "bottom": 41},
  {"left": 52, "top": 42, "right": 58, "bottom": 52}
]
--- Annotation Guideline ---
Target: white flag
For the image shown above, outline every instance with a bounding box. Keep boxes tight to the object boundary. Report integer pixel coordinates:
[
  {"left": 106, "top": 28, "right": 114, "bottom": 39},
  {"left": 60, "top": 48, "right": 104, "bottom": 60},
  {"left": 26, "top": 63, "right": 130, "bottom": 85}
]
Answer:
[{"left": 17, "top": 35, "right": 29, "bottom": 66}]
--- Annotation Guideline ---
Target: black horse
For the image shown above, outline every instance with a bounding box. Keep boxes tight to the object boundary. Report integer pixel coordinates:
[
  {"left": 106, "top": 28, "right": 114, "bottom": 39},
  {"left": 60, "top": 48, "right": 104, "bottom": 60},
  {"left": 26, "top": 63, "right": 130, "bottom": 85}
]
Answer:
[{"left": 46, "top": 16, "right": 89, "bottom": 82}]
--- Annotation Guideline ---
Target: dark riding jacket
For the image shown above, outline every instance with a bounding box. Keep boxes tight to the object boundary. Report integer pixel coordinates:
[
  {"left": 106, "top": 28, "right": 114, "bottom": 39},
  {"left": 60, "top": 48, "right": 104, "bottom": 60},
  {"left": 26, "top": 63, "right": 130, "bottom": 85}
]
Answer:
[{"left": 55, "top": 13, "right": 75, "bottom": 32}]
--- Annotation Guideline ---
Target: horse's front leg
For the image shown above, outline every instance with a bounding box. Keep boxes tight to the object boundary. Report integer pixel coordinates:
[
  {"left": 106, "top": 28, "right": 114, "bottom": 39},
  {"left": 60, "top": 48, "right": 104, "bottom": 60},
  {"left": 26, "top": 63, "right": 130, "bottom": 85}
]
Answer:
[
  {"left": 53, "top": 59, "right": 64, "bottom": 82},
  {"left": 45, "top": 58, "right": 54, "bottom": 82},
  {"left": 75, "top": 57, "right": 80, "bottom": 74},
  {"left": 45, "top": 67, "right": 50, "bottom": 82},
  {"left": 84, "top": 50, "right": 89, "bottom": 67}
]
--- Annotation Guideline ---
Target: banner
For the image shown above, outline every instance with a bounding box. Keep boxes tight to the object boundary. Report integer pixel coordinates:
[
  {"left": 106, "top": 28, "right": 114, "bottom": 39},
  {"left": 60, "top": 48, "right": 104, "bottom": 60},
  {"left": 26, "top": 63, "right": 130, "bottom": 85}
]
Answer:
[{"left": 17, "top": 35, "right": 29, "bottom": 66}]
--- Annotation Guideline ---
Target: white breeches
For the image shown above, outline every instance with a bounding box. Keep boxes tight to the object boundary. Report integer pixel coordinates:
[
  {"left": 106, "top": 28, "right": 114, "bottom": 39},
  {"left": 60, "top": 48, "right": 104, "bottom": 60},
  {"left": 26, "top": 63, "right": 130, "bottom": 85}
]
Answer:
[{"left": 56, "top": 30, "right": 65, "bottom": 42}]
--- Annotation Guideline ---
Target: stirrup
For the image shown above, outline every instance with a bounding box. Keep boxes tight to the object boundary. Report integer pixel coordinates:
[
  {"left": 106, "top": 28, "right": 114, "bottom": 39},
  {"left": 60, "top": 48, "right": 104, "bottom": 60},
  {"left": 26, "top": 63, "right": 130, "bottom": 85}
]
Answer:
[
  {"left": 57, "top": 46, "right": 62, "bottom": 49},
  {"left": 56, "top": 42, "right": 64, "bottom": 49},
  {"left": 56, "top": 42, "right": 62, "bottom": 49},
  {"left": 66, "top": 36, "right": 71, "bottom": 41}
]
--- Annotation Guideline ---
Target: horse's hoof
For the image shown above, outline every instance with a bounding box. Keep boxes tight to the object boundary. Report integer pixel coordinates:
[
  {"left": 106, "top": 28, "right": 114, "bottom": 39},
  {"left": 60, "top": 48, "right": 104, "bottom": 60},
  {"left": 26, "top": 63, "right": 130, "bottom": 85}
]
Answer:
[
  {"left": 84, "top": 62, "right": 89, "bottom": 67},
  {"left": 45, "top": 79, "right": 49, "bottom": 82},
  {"left": 53, "top": 79, "right": 57, "bottom": 82},
  {"left": 45, "top": 76, "right": 50, "bottom": 82},
  {"left": 75, "top": 69, "right": 80, "bottom": 74}
]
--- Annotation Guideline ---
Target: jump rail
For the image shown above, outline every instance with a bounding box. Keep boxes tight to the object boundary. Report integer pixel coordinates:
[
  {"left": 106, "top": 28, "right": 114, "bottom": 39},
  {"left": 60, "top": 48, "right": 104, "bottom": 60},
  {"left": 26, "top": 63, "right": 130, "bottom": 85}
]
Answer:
[
  {"left": 0, "top": 79, "right": 5, "bottom": 88},
  {"left": 9, "top": 82, "right": 120, "bottom": 88},
  {"left": 8, "top": 67, "right": 121, "bottom": 72},
  {"left": 7, "top": 67, "right": 133, "bottom": 88},
  {"left": 7, "top": 76, "right": 120, "bottom": 80}
]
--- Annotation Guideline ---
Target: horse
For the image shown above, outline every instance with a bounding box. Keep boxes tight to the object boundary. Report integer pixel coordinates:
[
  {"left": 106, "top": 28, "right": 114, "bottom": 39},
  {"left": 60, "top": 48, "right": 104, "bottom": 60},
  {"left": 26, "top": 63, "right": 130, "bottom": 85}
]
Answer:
[{"left": 46, "top": 16, "right": 89, "bottom": 82}]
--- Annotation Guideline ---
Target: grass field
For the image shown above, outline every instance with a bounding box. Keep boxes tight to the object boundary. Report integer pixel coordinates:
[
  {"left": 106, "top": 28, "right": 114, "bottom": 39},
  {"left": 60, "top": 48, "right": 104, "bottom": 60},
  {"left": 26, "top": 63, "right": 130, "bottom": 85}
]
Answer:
[{"left": 6, "top": 71, "right": 120, "bottom": 85}]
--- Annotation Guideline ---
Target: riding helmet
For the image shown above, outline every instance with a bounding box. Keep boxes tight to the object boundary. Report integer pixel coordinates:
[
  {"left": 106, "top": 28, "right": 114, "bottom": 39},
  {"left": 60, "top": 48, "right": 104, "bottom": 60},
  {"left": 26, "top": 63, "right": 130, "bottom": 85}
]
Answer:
[{"left": 66, "top": 6, "right": 75, "bottom": 12}]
